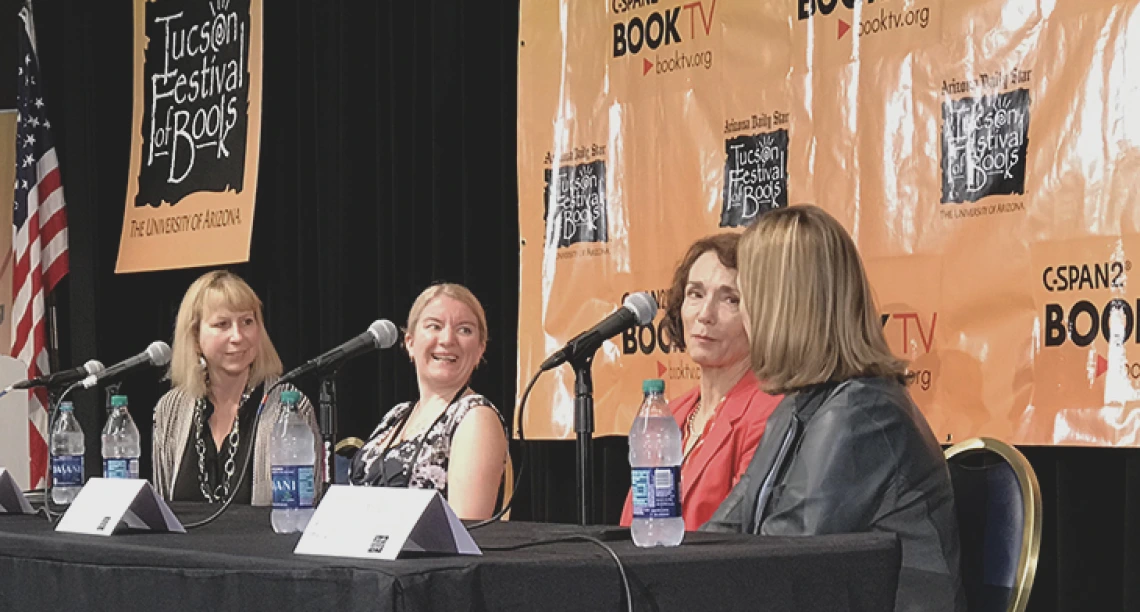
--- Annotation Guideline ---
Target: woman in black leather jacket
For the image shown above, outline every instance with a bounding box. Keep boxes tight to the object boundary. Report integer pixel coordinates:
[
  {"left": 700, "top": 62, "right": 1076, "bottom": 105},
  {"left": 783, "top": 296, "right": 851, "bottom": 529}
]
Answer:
[{"left": 702, "top": 204, "right": 966, "bottom": 612}]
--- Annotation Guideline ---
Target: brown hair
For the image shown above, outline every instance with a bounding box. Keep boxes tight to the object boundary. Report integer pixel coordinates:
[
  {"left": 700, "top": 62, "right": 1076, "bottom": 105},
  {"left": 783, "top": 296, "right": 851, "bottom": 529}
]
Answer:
[
  {"left": 170, "top": 270, "right": 283, "bottom": 398},
  {"left": 737, "top": 205, "right": 905, "bottom": 393},
  {"left": 662, "top": 233, "right": 740, "bottom": 352}
]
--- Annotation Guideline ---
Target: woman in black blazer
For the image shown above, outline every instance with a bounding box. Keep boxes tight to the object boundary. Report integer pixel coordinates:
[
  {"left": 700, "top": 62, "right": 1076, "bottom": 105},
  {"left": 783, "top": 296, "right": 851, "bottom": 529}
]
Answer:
[{"left": 702, "top": 204, "right": 966, "bottom": 612}]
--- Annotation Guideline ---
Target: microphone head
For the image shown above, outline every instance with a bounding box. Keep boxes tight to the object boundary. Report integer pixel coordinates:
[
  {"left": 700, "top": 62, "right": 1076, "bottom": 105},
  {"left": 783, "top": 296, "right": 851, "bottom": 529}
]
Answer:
[
  {"left": 623, "top": 292, "right": 658, "bottom": 325},
  {"left": 83, "top": 360, "right": 105, "bottom": 376},
  {"left": 367, "top": 320, "right": 400, "bottom": 349},
  {"left": 146, "top": 341, "right": 173, "bottom": 367}
]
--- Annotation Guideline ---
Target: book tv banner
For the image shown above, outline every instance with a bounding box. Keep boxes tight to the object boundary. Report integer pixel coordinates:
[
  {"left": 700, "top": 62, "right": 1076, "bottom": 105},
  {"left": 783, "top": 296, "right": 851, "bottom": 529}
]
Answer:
[
  {"left": 517, "top": 0, "right": 1140, "bottom": 446},
  {"left": 117, "top": 0, "right": 263, "bottom": 273}
]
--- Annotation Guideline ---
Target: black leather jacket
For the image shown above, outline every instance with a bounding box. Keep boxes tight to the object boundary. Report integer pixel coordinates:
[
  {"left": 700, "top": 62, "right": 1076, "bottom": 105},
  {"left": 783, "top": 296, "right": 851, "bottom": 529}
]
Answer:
[{"left": 701, "top": 376, "right": 966, "bottom": 612}]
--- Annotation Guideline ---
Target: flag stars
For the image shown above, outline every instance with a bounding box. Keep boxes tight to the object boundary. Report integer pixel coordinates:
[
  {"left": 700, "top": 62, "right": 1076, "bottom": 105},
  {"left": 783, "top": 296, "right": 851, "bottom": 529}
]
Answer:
[
  {"left": 23, "top": 154, "right": 34, "bottom": 167},
  {"left": 43, "top": 120, "right": 50, "bottom": 129},
  {"left": 34, "top": 98, "right": 44, "bottom": 109},
  {"left": 29, "top": 117, "right": 39, "bottom": 128},
  {"left": 24, "top": 135, "right": 36, "bottom": 146}
]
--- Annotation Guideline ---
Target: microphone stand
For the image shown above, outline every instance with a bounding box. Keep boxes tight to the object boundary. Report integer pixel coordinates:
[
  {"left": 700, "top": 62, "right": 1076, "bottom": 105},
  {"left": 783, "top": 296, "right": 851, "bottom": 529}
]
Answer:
[
  {"left": 318, "top": 372, "right": 339, "bottom": 493},
  {"left": 572, "top": 355, "right": 595, "bottom": 526}
]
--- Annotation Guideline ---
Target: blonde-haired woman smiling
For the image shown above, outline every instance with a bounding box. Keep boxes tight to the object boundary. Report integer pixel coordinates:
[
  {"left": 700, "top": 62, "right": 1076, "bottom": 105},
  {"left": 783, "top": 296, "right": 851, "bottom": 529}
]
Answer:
[
  {"left": 350, "top": 283, "right": 508, "bottom": 520},
  {"left": 153, "top": 270, "right": 321, "bottom": 506}
]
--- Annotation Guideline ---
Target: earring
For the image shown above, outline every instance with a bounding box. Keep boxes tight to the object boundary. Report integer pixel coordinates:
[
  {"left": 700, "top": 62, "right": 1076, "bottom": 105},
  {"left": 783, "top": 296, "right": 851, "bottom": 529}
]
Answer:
[{"left": 199, "top": 355, "right": 210, "bottom": 390}]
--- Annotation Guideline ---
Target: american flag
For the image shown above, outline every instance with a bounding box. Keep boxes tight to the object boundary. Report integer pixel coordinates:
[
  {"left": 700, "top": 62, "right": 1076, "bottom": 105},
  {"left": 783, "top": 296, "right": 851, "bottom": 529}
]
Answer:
[{"left": 14, "top": 2, "right": 69, "bottom": 489}]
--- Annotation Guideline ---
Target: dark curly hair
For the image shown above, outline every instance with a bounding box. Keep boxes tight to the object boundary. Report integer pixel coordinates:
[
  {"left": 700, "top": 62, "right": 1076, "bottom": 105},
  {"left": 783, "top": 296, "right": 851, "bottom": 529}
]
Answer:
[{"left": 661, "top": 233, "right": 741, "bottom": 352}]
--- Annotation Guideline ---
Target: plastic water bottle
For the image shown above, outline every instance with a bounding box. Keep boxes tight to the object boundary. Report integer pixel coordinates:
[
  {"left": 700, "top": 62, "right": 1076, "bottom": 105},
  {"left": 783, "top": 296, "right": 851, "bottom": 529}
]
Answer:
[
  {"left": 629, "top": 378, "right": 685, "bottom": 547},
  {"left": 50, "top": 401, "right": 85, "bottom": 505},
  {"left": 101, "top": 395, "right": 141, "bottom": 479},
  {"left": 270, "top": 390, "right": 316, "bottom": 533}
]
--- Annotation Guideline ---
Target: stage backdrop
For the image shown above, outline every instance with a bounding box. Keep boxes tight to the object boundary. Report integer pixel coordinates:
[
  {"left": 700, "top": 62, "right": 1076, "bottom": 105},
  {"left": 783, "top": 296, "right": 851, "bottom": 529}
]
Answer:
[
  {"left": 517, "top": 0, "right": 1140, "bottom": 446},
  {"left": 0, "top": 111, "right": 15, "bottom": 355},
  {"left": 116, "top": 0, "right": 263, "bottom": 273}
]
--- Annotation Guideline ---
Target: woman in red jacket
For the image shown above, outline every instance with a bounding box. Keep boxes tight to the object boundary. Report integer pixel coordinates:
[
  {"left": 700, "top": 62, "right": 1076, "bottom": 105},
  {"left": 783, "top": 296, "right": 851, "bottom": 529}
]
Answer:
[{"left": 621, "top": 233, "right": 782, "bottom": 530}]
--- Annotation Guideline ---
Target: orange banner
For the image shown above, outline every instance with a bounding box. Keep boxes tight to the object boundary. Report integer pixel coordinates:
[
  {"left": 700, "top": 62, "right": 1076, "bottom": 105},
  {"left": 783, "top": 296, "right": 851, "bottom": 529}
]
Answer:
[
  {"left": 518, "top": 0, "right": 1140, "bottom": 446},
  {"left": 116, "top": 0, "right": 263, "bottom": 273}
]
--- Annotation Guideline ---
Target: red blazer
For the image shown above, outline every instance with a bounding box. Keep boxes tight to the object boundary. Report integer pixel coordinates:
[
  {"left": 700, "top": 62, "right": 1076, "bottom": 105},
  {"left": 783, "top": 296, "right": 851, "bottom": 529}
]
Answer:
[{"left": 620, "top": 372, "right": 781, "bottom": 530}]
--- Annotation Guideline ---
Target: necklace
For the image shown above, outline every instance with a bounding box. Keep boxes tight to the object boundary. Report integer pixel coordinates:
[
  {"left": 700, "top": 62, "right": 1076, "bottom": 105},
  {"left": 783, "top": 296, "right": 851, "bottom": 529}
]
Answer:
[
  {"left": 194, "top": 386, "right": 253, "bottom": 503},
  {"left": 683, "top": 398, "right": 705, "bottom": 461},
  {"left": 376, "top": 386, "right": 468, "bottom": 486}
]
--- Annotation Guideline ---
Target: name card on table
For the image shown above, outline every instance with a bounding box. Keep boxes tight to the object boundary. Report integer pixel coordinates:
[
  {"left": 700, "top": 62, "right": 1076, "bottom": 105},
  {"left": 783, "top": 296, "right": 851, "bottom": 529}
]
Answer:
[
  {"left": 0, "top": 468, "right": 33, "bottom": 514},
  {"left": 295, "top": 485, "right": 480, "bottom": 561},
  {"left": 55, "top": 478, "right": 185, "bottom": 536}
]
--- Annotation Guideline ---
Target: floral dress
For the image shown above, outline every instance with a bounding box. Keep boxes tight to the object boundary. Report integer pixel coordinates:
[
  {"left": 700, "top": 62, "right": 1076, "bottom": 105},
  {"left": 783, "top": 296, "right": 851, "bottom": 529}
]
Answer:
[{"left": 349, "top": 394, "right": 504, "bottom": 498}]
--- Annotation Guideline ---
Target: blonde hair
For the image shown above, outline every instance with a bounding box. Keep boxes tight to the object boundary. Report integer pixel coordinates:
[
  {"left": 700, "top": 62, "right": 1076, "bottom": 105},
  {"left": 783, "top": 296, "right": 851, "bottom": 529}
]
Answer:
[
  {"left": 405, "top": 283, "right": 489, "bottom": 347},
  {"left": 169, "top": 270, "right": 283, "bottom": 398},
  {"left": 737, "top": 204, "right": 905, "bottom": 394}
]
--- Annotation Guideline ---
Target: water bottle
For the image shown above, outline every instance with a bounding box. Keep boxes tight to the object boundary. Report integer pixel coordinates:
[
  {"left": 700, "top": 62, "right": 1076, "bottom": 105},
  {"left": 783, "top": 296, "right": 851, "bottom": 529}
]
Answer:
[
  {"left": 629, "top": 378, "right": 685, "bottom": 547},
  {"left": 50, "top": 401, "right": 85, "bottom": 505},
  {"left": 101, "top": 395, "right": 141, "bottom": 479},
  {"left": 270, "top": 390, "right": 316, "bottom": 533}
]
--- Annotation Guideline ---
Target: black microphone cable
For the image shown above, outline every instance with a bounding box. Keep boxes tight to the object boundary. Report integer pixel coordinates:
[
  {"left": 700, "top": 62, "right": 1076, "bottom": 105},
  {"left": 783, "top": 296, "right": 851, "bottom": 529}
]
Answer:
[
  {"left": 34, "top": 380, "right": 84, "bottom": 523},
  {"left": 181, "top": 379, "right": 289, "bottom": 530},
  {"left": 480, "top": 534, "right": 633, "bottom": 612},
  {"left": 465, "top": 368, "right": 541, "bottom": 529}
]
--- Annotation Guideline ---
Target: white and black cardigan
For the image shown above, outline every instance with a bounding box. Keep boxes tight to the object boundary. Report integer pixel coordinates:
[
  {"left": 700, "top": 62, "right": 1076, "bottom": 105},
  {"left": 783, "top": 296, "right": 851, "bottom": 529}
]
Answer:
[{"left": 151, "top": 378, "right": 323, "bottom": 506}]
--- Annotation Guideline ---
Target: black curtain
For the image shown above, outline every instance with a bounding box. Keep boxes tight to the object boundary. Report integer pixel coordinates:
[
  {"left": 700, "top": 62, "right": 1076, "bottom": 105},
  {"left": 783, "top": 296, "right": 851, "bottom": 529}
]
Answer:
[{"left": 5, "top": 1, "right": 1140, "bottom": 610}]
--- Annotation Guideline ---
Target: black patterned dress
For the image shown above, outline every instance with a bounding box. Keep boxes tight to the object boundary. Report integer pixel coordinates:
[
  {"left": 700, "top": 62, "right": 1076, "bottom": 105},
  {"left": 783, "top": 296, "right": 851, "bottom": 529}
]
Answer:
[{"left": 349, "top": 394, "right": 505, "bottom": 499}]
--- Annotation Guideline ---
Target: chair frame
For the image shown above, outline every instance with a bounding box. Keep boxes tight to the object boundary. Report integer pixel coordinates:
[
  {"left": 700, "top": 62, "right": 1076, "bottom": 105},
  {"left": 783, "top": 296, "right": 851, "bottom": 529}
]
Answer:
[{"left": 944, "top": 437, "right": 1043, "bottom": 612}]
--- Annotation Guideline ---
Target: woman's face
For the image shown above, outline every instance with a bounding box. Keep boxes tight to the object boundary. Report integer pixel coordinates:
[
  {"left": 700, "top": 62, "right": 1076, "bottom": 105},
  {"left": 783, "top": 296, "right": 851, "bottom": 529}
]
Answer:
[
  {"left": 681, "top": 251, "right": 750, "bottom": 370},
  {"left": 406, "top": 295, "right": 485, "bottom": 391},
  {"left": 198, "top": 301, "right": 261, "bottom": 379}
]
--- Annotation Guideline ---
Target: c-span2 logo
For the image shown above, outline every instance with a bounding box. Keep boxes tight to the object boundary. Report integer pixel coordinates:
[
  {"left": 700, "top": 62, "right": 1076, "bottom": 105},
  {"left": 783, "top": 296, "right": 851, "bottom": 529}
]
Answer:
[{"left": 544, "top": 161, "right": 608, "bottom": 248}]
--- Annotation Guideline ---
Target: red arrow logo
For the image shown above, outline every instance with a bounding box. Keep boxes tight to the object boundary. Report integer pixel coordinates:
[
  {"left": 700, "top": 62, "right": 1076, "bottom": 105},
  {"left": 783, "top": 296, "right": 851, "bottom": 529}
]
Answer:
[
  {"left": 643, "top": 58, "right": 653, "bottom": 76},
  {"left": 657, "top": 361, "right": 667, "bottom": 377},
  {"left": 838, "top": 19, "right": 851, "bottom": 39},
  {"left": 1095, "top": 354, "right": 1109, "bottom": 378}
]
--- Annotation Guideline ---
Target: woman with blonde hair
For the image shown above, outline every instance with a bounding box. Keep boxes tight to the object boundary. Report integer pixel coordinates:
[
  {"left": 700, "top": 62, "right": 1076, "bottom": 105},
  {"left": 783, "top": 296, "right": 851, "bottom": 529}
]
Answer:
[
  {"left": 153, "top": 270, "right": 321, "bottom": 506},
  {"left": 703, "top": 205, "right": 965, "bottom": 612},
  {"left": 349, "top": 283, "right": 508, "bottom": 520}
]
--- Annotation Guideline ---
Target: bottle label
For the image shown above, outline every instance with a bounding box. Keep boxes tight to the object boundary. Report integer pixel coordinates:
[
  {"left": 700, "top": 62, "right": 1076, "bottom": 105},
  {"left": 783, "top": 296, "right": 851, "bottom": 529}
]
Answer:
[
  {"left": 631, "top": 466, "right": 681, "bottom": 519},
  {"left": 272, "top": 465, "right": 315, "bottom": 509},
  {"left": 103, "top": 458, "right": 139, "bottom": 479},
  {"left": 52, "top": 455, "right": 84, "bottom": 487}
]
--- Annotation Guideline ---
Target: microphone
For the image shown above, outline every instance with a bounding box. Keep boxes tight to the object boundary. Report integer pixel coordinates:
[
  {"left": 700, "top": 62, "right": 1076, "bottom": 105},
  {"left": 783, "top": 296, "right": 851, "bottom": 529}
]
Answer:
[
  {"left": 81, "top": 341, "right": 172, "bottom": 389},
  {"left": 280, "top": 319, "right": 400, "bottom": 383},
  {"left": 540, "top": 292, "right": 658, "bottom": 371},
  {"left": 9, "top": 359, "right": 104, "bottom": 390}
]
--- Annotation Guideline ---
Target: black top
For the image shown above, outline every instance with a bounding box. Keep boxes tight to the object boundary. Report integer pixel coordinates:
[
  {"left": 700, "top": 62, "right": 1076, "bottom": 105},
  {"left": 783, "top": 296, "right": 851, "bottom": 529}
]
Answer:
[
  {"left": 172, "top": 383, "right": 264, "bottom": 504},
  {"left": 703, "top": 376, "right": 966, "bottom": 612}
]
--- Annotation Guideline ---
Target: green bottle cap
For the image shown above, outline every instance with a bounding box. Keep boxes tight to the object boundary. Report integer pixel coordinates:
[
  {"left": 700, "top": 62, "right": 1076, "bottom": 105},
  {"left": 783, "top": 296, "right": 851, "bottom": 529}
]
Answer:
[
  {"left": 281, "top": 390, "right": 301, "bottom": 404},
  {"left": 642, "top": 379, "right": 665, "bottom": 393},
  {"left": 111, "top": 395, "right": 128, "bottom": 408}
]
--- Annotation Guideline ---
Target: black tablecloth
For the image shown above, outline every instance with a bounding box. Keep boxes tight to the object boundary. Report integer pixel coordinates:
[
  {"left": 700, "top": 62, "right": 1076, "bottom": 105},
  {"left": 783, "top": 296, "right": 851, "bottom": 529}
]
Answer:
[{"left": 0, "top": 504, "right": 899, "bottom": 612}]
